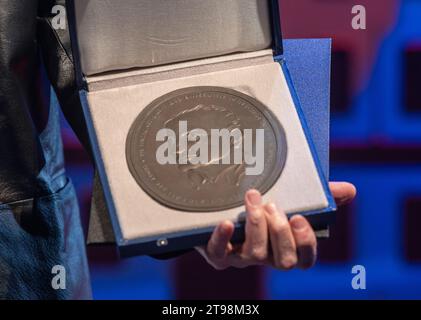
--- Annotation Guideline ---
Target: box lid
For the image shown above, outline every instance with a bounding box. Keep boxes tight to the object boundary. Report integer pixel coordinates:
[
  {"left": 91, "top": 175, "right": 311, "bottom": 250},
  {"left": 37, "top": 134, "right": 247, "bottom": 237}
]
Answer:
[{"left": 67, "top": 0, "right": 283, "bottom": 86}]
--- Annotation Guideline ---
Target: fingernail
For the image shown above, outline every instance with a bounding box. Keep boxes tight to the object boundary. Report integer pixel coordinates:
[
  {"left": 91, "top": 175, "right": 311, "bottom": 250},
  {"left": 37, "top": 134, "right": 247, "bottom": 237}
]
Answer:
[
  {"left": 265, "top": 203, "right": 277, "bottom": 215},
  {"left": 247, "top": 190, "right": 262, "bottom": 207},
  {"left": 218, "top": 223, "right": 227, "bottom": 234},
  {"left": 218, "top": 221, "right": 231, "bottom": 236},
  {"left": 291, "top": 217, "right": 307, "bottom": 231}
]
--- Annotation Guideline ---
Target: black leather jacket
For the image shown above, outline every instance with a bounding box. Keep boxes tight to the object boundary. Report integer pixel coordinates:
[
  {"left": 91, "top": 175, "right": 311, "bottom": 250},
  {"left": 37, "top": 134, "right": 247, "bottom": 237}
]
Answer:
[
  {"left": 0, "top": 0, "right": 185, "bottom": 299},
  {"left": 0, "top": 0, "right": 91, "bottom": 299},
  {"left": 0, "top": 0, "right": 92, "bottom": 202}
]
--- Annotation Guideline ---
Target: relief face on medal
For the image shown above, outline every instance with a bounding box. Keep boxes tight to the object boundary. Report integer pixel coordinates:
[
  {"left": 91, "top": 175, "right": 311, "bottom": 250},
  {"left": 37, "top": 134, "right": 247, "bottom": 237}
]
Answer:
[{"left": 126, "top": 87, "right": 287, "bottom": 212}]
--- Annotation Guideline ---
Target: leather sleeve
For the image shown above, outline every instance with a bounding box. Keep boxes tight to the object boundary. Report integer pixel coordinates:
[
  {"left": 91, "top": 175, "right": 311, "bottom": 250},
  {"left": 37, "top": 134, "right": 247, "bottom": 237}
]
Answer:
[
  {"left": 0, "top": 0, "right": 47, "bottom": 203},
  {"left": 37, "top": 0, "right": 93, "bottom": 154}
]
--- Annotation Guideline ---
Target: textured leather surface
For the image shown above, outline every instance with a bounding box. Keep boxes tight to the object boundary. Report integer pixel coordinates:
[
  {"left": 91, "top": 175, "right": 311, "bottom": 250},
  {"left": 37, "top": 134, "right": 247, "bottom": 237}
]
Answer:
[
  {"left": 0, "top": 0, "right": 46, "bottom": 203},
  {"left": 0, "top": 0, "right": 92, "bottom": 299},
  {"left": 38, "top": 0, "right": 92, "bottom": 153}
]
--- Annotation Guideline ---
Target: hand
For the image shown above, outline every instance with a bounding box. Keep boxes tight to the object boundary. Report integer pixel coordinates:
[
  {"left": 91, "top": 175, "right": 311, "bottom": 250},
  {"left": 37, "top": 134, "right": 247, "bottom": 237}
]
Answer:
[{"left": 196, "top": 182, "right": 356, "bottom": 271}]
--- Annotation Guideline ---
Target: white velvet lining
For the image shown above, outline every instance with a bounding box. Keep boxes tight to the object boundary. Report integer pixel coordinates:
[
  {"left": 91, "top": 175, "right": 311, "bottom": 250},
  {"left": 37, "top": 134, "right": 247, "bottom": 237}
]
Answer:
[
  {"left": 74, "top": 0, "right": 272, "bottom": 75},
  {"left": 84, "top": 61, "right": 328, "bottom": 242},
  {"left": 86, "top": 50, "right": 275, "bottom": 91}
]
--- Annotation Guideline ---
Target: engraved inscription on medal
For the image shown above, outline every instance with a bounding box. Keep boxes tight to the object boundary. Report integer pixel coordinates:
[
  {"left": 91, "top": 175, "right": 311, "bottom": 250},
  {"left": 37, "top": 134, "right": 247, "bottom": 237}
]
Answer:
[{"left": 126, "top": 87, "right": 287, "bottom": 212}]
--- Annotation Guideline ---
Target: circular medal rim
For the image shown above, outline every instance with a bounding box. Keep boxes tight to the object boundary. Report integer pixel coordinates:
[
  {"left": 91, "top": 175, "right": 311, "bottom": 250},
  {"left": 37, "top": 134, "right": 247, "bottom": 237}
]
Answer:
[{"left": 126, "top": 86, "right": 288, "bottom": 212}]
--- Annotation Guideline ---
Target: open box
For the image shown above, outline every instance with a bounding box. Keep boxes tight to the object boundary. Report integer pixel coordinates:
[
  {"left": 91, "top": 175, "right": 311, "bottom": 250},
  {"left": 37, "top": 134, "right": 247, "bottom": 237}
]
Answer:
[{"left": 67, "top": 0, "right": 336, "bottom": 256}]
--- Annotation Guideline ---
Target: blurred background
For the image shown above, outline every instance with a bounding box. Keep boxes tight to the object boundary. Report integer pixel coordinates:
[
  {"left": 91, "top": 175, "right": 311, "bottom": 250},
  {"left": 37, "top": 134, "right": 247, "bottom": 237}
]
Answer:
[{"left": 61, "top": 0, "right": 421, "bottom": 299}]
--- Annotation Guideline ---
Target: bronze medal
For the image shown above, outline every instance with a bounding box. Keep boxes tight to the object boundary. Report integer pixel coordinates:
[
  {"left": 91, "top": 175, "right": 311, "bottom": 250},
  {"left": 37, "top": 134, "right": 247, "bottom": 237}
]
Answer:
[{"left": 126, "top": 87, "right": 287, "bottom": 212}]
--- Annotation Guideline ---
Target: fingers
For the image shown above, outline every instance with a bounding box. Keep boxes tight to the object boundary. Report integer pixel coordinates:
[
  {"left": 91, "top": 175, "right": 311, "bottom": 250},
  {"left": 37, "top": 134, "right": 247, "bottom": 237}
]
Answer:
[
  {"left": 329, "top": 182, "right": 357, "bottom": 206},
  {"left": 205, "top": 221, "right": 235, "bottom": 269},
  {"left": 242, "top": 190, "right": 269, "bottom": 263},
  {"left": 290, "top": 215, "right": 317, "bottom": 269},
  {"left": 264, "top": 203, "right": 297, "bottom": 270},
  {"left": 200, "top": 191, "right": 320, "bottom": 272}
]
